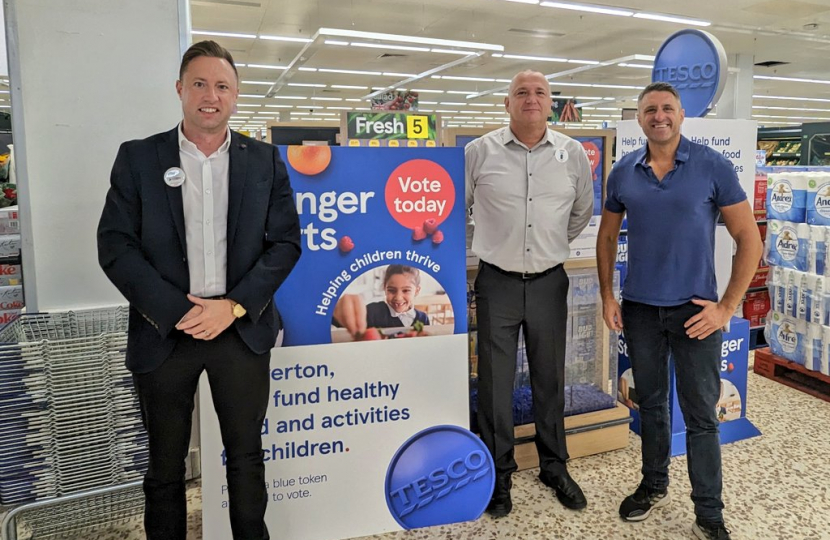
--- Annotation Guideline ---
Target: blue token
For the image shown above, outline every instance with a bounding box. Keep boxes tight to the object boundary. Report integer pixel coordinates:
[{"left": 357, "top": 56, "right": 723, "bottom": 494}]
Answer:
[{"left": 385, "top": 425, "right": 494, "bottom": 530}]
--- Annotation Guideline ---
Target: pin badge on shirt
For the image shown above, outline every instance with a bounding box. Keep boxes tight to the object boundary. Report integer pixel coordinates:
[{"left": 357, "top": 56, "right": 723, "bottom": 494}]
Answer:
[
  {"left": 555, "top": 149, "right": 569, "bottom": 163},
  {"left": 164, "top": 167, "right": 186, "bottom": 188}
]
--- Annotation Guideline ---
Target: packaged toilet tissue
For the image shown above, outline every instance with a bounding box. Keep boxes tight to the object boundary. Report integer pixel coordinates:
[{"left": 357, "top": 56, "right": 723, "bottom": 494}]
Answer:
[
  {"left": 768, "top": 172, "right": 807, "bottom": 222},
  {"left": 812, "top": 276, "right": 825, "bottom": 325},
  {"left": 767, "top": 220, "right": 802, "bottom": 269},
  {"left": 822, "top": 326, "right": 830, "bottom": 376},
  {"left": 806, "top": 171, "right": 830, "bottom": 225},
  {"left": 798, "top": 273, "right": 815, "bottom": 321},
  {"left": 784, "top": 269, "right": 802, "bottom": 318},
  {"left": 806, "top": 323, "right": 823, "bottom": 371},
  {"left": 823, "top": 284, "right": 830, "bottom": 326},
  {"left": 809, "top": 225, "right": 827, "bottom": 275},
  {"left": 797, "top": 223, "right": 810, "bottom": 271},
  {"left": 765, "top": 219, "right": 781, "bottom": 267},
  {"left": 768, "top": 311, "right": 806, "bottom": 363},
  {"left": 769, "top": 265, "right": 785, "bottom": 313},
  {"left": 823, "top": 229, "right": 830, "bottom": 278}
]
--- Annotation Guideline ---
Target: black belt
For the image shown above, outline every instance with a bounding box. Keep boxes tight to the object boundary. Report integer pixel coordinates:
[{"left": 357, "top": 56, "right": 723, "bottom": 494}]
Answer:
[{"left": 481, "top": 261, "right": 562, "bottom": 280}]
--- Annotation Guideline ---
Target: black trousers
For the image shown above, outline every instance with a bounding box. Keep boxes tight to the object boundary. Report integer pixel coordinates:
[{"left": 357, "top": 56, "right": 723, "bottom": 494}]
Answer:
[
  {"left": 475, "top": 262, "right": 569, "bottom": 476},
  {"left": 133, "top": 328, "right": 271, "bottom": 540}
]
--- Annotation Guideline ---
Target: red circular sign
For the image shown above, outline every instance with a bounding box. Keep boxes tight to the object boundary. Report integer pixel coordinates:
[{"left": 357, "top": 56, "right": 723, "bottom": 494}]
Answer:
[
  {"left": 581, "top": 141, "right": 601, "bottom": 174},
  {"left": 385, "top": 159, "right": 455, "bottom": 230}
]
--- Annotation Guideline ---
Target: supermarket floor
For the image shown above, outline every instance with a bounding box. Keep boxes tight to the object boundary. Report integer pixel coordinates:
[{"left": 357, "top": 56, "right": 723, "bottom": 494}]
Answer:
[{"left": 4, "top": 356, "right": 830, "bottom": 540}]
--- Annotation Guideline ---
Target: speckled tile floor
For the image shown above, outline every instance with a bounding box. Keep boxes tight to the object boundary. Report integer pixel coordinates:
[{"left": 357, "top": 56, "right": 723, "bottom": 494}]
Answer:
[{"left": 3, "top": 357, "right": 830, "bottom": 540}]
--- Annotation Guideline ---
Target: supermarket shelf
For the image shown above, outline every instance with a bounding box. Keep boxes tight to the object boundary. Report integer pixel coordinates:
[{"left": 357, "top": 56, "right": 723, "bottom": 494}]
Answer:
[
  {"left": 769, "top": 152, "right": 801, "bottom": 158},
  {"left": 746, "top": 286, "right": 768, "bottom": 293}
]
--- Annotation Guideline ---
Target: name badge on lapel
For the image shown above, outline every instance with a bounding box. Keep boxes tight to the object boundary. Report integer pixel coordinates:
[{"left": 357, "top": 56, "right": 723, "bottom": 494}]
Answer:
[{"left": 164, "top": 167, "right": 186, "bottom": 188}]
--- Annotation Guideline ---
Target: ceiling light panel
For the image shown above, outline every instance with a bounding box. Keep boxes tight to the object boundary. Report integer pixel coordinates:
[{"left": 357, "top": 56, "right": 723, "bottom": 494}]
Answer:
[
  {"left": 755, "top": 75, "right": 830, "bottom": 85},
  {"left": 632, "top": 12, "right": 711, "bottom": 26},
  {"left": 192, "top": 30, "right": 256, "bottom": 39},
  {"left": 350, "top": 42, "right": 431, "bottom": 52},
  {"left": 259, "top": 34, "right": 313, "bottom": 43},
  {"left": 539, "top": 1, "right": 634, "bottom": 17},
  {"left": 246, "top": 64, "right": 287, "bottom": 70},
  {"left": 318, "top": 28, "right": 504, "bottom": 51}
]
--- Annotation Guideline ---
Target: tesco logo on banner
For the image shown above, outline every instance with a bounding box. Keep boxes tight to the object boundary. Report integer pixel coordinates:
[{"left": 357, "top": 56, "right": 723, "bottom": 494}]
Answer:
[
  {"left": 385, "top": 425, "right": 494, "bottom": 530},
  {"left": 652, "top": 29, "right": 728, "bottom": 118}
]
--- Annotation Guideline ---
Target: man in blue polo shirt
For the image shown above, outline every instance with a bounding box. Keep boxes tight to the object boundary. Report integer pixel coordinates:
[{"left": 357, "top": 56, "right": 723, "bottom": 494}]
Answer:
[{"left": 596, "top": 82, "right": 762, "bottom": 540}]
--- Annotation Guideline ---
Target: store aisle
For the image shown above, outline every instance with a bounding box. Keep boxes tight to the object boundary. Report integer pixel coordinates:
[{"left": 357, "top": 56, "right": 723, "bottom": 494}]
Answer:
[{"left": 4, "top": 363, "right": 829, "bottom": 540}]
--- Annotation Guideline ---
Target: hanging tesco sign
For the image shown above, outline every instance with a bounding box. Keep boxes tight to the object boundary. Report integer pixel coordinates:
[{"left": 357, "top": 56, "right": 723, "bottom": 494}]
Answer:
[{"left": 652, "top": 29, "right": 728, "bottom": 118}]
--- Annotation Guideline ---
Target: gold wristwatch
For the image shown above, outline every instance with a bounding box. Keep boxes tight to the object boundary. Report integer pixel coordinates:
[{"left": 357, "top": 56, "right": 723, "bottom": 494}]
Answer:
[{"left": 229, "top": 299, "right": 247, "bottom": 318}]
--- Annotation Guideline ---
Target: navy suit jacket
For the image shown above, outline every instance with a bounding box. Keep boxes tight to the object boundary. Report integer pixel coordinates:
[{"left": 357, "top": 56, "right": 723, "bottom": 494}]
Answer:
[{"left": 97, "top": 127, "right": 301, "bottom": 374}]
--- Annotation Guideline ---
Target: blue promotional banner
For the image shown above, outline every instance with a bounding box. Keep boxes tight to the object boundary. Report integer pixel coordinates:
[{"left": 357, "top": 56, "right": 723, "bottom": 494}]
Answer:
[
  {"left": 199, "top": 146, "right": 481, "bottom": 540},
  {"left": 618, "top": 317, "right": 761, "bottom": 456},
  {"left": 275, "top": 146, "right": 467, "bottom": 346}
]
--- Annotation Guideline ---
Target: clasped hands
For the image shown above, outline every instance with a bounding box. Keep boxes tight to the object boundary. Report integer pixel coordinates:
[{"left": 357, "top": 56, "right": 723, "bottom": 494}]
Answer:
[{"left": 176, "top": 294, "right": 236, "bottom": 340}]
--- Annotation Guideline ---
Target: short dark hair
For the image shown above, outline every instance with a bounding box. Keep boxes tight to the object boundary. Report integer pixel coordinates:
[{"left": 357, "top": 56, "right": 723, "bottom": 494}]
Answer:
[
  {"left": 179, "top": 40, "right": 238, "bottom": 81},
  {"left": 638, "top": 82, "right": 681, "bottom": 105}
]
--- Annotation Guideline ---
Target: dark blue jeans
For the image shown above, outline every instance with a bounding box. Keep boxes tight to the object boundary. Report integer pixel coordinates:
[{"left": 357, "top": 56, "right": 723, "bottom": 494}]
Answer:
[{"left": 622, "top": 300, "right": 724, "bottom": 522}]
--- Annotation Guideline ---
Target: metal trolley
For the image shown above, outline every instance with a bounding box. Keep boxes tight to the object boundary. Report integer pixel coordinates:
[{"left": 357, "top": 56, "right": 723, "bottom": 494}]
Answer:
[{"left": 0, "top": 308, "right": 148, "bottom": 539}]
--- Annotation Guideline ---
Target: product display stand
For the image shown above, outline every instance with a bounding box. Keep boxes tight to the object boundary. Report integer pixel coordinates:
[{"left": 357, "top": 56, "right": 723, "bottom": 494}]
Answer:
[
  {"left": 760, "top": 166, "right": 830, "bottom": 401},
  {"left": 618, "top": 317, "right": 761, "bottom": 457},
  {"left": 468, "top": 258, "right": 631, "bottom": 470}
]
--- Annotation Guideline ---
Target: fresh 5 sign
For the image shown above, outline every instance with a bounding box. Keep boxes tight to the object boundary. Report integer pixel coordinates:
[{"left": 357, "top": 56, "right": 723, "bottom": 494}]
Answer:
[
  {"left": 347, "top": 112, "right": 436, "bottom": 141},
  {"left": 652, "top": 29, "right": 728, "bottom": 118}
]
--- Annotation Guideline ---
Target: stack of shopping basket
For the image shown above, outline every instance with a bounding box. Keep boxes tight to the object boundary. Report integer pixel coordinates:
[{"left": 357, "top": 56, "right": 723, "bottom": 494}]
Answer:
[{"left": 0, "top": 307, "right": 147, "bottom": 505}]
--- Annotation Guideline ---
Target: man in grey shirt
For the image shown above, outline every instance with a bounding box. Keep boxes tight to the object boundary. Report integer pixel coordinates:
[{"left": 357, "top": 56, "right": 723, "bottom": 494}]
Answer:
[{"left": 466, "top": 69, "right": 593, "bottom": 518}]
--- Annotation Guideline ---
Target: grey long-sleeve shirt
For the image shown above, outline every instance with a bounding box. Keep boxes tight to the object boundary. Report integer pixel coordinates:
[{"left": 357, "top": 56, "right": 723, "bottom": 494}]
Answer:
[{"left": 465, "top": 126, "right": 594, "bottom": 273}]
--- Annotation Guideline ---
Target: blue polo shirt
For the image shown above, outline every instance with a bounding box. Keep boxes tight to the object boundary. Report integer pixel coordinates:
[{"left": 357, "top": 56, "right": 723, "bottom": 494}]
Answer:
[{"left": 605, "top": 135, "right": 746, "bottom": 306}]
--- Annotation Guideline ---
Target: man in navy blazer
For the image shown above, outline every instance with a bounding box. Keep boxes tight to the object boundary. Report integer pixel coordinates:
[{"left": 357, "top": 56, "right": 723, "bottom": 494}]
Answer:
[{"left": 97, "top": 41, "right": 300, "bottom": 540}]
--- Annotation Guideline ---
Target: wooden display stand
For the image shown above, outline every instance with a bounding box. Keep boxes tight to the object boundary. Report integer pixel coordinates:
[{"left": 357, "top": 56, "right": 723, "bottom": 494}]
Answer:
[
  {"left": 754, "top": 347, "right": 830, "bottom": 403},
  {"left": 515, "top": 403, "right": 631, "bottom": 469},
  {"left": 468, "top": 257, "right": 630, "bottom": 470}
]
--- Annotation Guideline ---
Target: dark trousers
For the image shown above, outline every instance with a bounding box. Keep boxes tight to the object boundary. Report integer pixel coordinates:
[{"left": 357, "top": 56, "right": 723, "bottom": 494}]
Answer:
[
  {"left": 475, "top": 262, "right": 569, "bottom": 476},
  {"left": 622, "top": 300, "right": 724, "bottom": 522},
  {"left": 133, "top": 328, "right": 271, "bottom": 540}
]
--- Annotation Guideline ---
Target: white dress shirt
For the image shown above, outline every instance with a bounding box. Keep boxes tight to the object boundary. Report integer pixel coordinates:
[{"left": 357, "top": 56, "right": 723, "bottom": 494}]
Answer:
[
  {"left": 465, "top": 126, "right": 594, "bottom": 273},
  {"left": 178, "top": 123, "right": 231, "bottom": 297},
  {"left": 387, "top": 303, "right": 416, "bottom": 328}
]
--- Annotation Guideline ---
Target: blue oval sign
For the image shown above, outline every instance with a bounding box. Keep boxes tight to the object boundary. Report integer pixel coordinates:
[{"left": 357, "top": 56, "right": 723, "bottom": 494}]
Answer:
[
  {"left": 652, "top": 29, "right": 727, "bottom": 118},
  {"left": 385, "top": 425, "right": 494, "bottom": 530}
]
